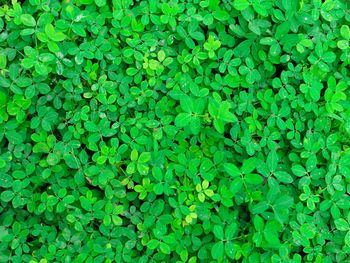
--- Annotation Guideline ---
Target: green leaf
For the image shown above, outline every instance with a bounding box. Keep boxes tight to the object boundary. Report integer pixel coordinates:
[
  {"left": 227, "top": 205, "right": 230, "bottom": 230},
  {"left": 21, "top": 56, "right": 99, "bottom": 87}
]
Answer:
[
  {"left": 147, "top": 239, "right": 159, "bottom": 250},
  {"left": 341, "top": 25, "right": 350, "bottom": 40},
  {"left": 267, "top": 150, "right": 278, "bottom": 172},
  {"left": 137, "top": 163, "right": 149, "bottom": 175},
  {"left": 64, "top": 154, "right": 80, "bottom": 169},
  {"left": 190, "top": 116, "right": 201, "bottom": 134},
  {"left": 0, "top": 190, "right": 14, "bottom": 202},
  {"left": 180, "top": 95, "right": 193, "bottom": 113},
  {"left": 211, "top": 241, "right": 224, "bottom": 259},
  {"left": 245, "top": 174, "right": 263, "bottom": 185},
  {"left": 291, "top": 165, "right": 307, "bottom": 177},
  {"left": 130, "top": 149, "right": 138, "bottom": 162},
  {"left": 138, "top": 152, "right": 151, "bottom": 163},
  {"left": 22, "top": 58, "right": 35, "bottom": 69},
  {"left": 252, "top": 201, "right": 269, "bottom": 214},
  {"left": 20, "top": 14, "right": 36, "bottom": 27},
  {"left": 0, "top": 54, "right": 7, "bottom": 69},
  {"left": 45, "top": 24, "right": 66, "bottom": 42},
  {"left": 260, "top": 37, "right": 276, "bottom": 45},
  {"left": 32, "top": 142, "right": 50, "bottom": 153},
  {"left": 213, "top": 10, "right": 229, "bottom": 21},
  {"left": 225, "top": 241, "right": 236, "bottom": 259},
  {"left": 95, "top": 0, "right": 106, "bottom": 7},
  {"left": 47, "top": 153, "right": 59, "bottom": 166},
  {"left": 85, "top": 121, "right": 98, "bottom": 132},
  {"left": 230, "top": 178, "right": 243, "bottom": 194},
  {"left": 213, "top": 119, "right": 225, "bottom": 134},
  {"left": 35, "top": 63, "right": 48, "bottom": 75},
  {"left": 274, "top": 171, "right": 293, "bottom": 183},
  {"left": 80, "top": 196, "right": 92, "bottom": 211},
  {"left": 241, "top": 158, "right": 257, "bottom": 174},
  {"left": 233, "top": 0, "right": 249, "bottom": 10},
  {"left": 335, "top": 218, "right": 349, "bottom": 231},
  {"left": 72, "top": 24, "right": 86, "bottom": 37},
  {"left": 175, "top": 113, "right": 192, "bottom": 127},
  {"left": 159, "top": 242, "right": 171, "bottom": 254},
  {"left": 337, "top": 40, "right": 349, "bottom": 50},
  {"left": 263, "top": 221, "right": 281, "bottom": 247},
  {"left": 345, "top": 231, "right": 350, "bottom": 246},
  {"left": 213, "top": 225, "right": 224, "bottom": 240},
  {"left": 224, "top": 163, "right": 241, "bottom": 177}
]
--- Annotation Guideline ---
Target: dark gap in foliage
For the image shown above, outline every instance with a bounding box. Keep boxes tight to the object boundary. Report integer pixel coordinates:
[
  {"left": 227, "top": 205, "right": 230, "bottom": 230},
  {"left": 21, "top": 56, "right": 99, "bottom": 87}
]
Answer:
[
  {"left": 36, "top": 183, "right": 51, "bottom": 193},
  {"left": 273, "top": 62, "right": 286, "bottom": 79},
  {"left": 82, "top": 145, "right": 95, "bottom": 158},
  {"left": 1, "top": 138, "right": 9, "bottom": 149}
]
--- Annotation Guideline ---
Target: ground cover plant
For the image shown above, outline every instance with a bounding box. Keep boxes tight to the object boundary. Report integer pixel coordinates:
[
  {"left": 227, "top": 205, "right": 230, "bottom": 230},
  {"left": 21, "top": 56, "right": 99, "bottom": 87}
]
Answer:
[{"left": 1, "top": 0, "right": 350, "bottom": 262}]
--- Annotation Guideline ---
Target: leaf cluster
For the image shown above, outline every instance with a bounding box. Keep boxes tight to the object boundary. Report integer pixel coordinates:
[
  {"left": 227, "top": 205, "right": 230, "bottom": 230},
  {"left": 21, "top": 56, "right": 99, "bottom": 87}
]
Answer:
[{"left": 1, "top": 0, "right": 350, "bottom": 262}]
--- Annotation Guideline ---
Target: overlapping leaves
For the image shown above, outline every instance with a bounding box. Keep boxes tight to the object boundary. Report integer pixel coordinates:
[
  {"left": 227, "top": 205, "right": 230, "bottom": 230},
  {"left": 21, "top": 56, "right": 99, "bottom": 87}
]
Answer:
[{"left": 1, "top": 0, "right": 350, "bottom": 262}]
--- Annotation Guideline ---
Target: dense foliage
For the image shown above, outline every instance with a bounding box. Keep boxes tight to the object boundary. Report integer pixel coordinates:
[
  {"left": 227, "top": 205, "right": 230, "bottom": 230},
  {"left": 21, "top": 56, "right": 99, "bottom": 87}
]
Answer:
[{"left": 1, "top": 0, "right": 350, "bottom": 262}]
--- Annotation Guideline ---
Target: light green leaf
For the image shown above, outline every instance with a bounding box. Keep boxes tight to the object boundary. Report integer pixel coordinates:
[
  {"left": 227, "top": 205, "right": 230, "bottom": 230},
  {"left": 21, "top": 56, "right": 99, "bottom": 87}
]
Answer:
[
  {"left": 21, "top": 14, "right": 36, "bottom": 27},
  {"left": 233, "top": 0, "right": 249, "bottom": 10}
]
